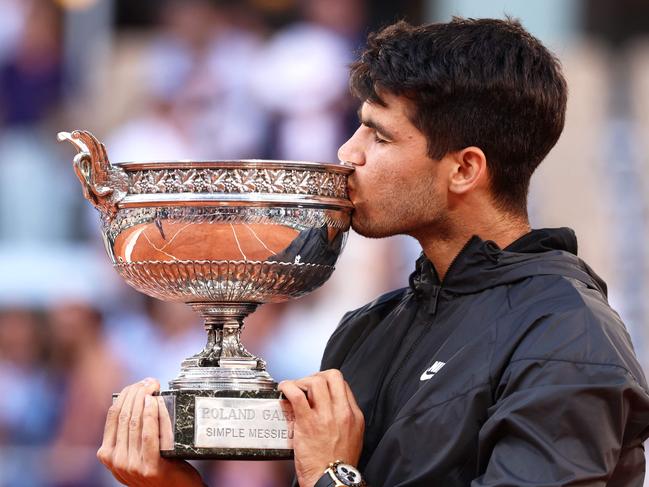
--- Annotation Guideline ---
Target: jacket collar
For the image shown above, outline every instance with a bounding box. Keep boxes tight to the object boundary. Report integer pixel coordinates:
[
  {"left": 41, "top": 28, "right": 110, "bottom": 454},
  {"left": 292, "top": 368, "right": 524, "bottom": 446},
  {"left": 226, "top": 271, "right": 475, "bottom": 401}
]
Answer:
[{"left": 409, "top": 227, "right": 606, "bottom": 303}]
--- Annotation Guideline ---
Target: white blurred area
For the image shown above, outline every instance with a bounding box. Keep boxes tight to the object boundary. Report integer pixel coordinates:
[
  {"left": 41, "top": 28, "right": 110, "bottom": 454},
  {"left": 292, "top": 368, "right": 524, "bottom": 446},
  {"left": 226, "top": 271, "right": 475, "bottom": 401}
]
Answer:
[{"left": 1, "top": 0, "right": 649, "bottom": 485}]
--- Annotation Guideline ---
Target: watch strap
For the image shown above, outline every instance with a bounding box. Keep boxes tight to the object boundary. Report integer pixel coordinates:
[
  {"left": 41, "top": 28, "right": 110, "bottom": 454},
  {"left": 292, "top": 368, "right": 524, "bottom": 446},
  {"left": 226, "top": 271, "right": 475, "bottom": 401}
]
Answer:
[{"left": 314, "top": 470, "right": 340, "bottom": 487}]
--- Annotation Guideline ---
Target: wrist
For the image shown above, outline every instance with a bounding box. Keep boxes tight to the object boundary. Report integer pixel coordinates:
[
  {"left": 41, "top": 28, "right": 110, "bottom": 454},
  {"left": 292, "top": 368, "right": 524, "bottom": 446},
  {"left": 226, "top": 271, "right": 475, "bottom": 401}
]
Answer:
[
  {"left": 298, "top": 470, "right": 326, "bottom": 487},
  {"left": 165, "top": 461, "right": 204, "bottom": 487}
]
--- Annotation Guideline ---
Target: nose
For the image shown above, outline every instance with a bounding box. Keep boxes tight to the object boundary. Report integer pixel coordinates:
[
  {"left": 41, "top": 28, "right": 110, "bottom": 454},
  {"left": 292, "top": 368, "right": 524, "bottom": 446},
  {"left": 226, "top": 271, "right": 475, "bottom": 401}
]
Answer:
[{"left": 337, "top": 126, "right": 365, "bottom": 166}]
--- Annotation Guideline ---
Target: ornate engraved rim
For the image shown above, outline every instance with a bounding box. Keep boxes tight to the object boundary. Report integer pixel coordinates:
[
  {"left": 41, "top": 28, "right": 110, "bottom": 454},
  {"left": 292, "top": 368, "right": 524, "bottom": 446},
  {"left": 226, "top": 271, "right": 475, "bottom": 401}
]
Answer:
[{"left": 121, "top": 165, "right": 353, "bottom": 205}]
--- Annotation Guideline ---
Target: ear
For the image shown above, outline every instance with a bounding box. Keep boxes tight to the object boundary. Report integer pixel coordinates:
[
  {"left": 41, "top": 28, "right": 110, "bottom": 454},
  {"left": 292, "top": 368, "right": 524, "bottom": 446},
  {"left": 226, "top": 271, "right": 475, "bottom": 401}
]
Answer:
[{"left": 447, "top": 146, "right": 487, "bottom": 195}]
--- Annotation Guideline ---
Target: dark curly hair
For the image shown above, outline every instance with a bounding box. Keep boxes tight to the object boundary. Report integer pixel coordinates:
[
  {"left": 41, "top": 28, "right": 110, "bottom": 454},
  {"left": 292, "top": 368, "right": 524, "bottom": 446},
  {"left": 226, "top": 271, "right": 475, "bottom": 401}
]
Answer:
[{"left": 350, "top": 18, "right": 567, "bottom": 215}]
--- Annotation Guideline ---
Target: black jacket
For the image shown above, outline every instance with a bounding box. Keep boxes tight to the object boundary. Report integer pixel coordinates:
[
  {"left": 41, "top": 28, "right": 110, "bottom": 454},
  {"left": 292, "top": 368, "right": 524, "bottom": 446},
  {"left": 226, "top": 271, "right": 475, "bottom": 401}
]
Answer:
[{"left": 320, "top": 228, "right": 649, "bottom": 486}]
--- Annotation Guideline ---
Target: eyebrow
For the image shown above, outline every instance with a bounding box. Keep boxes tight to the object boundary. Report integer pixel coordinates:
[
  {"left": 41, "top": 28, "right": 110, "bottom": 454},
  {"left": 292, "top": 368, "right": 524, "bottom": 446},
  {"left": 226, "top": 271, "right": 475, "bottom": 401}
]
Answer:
[{"left": 357, "top": 106, "right": 397, "bottom": 141}]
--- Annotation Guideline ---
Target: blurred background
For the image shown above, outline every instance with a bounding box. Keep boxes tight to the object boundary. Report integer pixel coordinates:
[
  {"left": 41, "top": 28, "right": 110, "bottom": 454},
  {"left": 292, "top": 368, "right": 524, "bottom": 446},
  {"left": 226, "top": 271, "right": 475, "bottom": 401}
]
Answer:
[{"left": 0, "top": 0, "right": 648, "bottom": 485}]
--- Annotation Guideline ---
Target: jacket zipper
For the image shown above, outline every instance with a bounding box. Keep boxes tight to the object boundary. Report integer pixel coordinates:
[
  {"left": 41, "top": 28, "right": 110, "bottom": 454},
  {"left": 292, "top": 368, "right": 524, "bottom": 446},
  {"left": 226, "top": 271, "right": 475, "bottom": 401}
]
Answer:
[{"left": 427, "top": 236, "right": 476, "bottom": 314}]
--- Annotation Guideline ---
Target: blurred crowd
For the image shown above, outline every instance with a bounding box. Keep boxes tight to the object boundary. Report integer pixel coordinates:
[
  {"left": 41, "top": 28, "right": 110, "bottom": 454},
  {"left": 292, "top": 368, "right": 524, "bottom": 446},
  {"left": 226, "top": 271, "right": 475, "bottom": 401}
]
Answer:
[{"left": 2, "top": 0, "right": 649, "bottom": 486}]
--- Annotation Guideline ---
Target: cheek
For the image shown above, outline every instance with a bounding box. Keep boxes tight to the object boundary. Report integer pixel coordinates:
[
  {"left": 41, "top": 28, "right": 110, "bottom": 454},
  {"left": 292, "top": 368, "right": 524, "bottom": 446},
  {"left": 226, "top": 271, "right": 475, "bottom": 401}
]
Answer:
[
  {"left": 355, "top": 167, "right": 397, "bottom": 203},
  {"left": 355, "top": 169, "right": 412, "bottom": 222},
  {"left": 359, "top": 149, "right": 401, "bottom": 183}
]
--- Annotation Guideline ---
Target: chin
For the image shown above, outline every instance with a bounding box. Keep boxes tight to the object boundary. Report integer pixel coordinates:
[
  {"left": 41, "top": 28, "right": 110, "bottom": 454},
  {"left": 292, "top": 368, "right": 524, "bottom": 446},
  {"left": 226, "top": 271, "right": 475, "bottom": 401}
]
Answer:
[{"left": 351, "top": 215, "right": 398, "bottom": 239}]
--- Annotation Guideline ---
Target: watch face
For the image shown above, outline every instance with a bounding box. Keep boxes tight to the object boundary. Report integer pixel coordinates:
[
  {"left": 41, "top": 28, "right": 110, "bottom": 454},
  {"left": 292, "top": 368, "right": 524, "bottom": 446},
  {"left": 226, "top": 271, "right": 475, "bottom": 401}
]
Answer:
[{"left": 334, "top": 463, "right": 362, "bottom": 486}]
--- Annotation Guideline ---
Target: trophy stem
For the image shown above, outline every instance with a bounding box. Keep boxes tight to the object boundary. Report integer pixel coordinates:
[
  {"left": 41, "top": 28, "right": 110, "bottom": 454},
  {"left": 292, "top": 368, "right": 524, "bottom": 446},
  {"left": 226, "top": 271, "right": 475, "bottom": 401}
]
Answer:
[{"left": 168, "top": 302, "right": 277, "bottom": 391}]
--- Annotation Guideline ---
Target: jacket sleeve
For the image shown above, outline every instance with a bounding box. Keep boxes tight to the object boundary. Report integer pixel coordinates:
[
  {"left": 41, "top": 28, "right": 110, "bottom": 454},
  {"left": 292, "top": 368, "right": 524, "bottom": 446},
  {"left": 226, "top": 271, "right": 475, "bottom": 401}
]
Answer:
[{"left": 471, "top": 357, "right": 649, "bottom": 486}]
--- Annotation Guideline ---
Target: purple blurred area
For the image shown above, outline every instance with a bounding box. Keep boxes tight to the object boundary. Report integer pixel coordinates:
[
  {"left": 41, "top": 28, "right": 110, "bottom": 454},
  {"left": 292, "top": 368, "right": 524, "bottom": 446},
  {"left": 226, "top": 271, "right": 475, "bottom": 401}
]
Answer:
[{"left": 1, "top": 0, "right": 649, "bottom": 486}]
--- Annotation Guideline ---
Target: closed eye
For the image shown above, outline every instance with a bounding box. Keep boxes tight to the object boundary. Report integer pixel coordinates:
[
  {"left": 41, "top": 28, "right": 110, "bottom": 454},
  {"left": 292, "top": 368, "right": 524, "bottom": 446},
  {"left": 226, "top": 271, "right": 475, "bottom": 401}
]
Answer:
[
  {"left": 358, "top": 111, "right": 396, "bottom": 143},
  {"left": 374, "top": 133, "right": 389, "bottom": 144}
]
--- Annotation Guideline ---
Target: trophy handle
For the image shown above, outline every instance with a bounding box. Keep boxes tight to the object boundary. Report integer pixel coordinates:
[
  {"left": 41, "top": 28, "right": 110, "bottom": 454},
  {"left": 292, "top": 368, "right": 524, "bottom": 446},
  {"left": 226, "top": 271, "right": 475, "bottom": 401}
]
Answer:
[{"left": 57, "top": 130, "right": 128, "bottom": 219}]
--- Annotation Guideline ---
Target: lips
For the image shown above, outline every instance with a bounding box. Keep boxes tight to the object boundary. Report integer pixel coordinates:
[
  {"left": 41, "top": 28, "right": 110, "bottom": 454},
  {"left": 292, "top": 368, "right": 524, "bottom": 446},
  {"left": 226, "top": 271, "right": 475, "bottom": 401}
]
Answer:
[
  {"left": 347, "top": 176, "right": 357, "bottom": 196},
  {"left": 347, "top": 174, "right": 362, "bottom": 207},
  {"left": 347, "top": 185, "right": 356, "bottom": 205}
]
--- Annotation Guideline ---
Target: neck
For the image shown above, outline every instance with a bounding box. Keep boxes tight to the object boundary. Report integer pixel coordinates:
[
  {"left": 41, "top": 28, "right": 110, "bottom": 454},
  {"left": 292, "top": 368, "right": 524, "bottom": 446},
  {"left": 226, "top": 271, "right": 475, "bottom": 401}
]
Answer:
[{"left": 416, "top": 213, "right": 531, "bottom": 281}]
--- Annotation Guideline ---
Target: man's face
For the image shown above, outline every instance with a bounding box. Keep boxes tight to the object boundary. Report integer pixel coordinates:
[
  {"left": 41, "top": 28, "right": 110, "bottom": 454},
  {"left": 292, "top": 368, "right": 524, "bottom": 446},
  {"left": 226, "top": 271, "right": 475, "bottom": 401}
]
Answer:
[{"left": 338, "top": 92, "right": 449, "bottom": 239}]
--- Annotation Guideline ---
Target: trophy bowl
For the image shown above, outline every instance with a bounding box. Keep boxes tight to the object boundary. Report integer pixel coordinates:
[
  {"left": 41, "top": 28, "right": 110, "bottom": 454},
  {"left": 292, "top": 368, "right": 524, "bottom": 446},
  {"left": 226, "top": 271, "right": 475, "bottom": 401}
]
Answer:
[{"left": 58, "top": 130, "right": 353, "bottom": 459}]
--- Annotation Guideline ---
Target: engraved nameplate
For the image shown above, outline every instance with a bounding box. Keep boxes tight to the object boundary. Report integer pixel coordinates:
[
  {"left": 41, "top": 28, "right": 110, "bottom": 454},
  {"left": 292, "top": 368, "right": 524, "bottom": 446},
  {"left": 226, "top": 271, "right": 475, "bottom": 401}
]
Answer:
[{"left": 194, "top": 397, "right": 294, "bottom": 449}]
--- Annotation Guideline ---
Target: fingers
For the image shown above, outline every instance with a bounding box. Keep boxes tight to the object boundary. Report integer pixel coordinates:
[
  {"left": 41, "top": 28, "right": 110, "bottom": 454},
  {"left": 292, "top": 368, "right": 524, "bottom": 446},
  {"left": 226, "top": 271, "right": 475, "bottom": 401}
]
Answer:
[
  {"left": 295, "top": 374, "right": 331, "bottom": 411},
  {"left": 281, "top": 370, "right": 363, "bottom": 424},
  {"left": 141, "top": 394, "right": 161, "bottom": 468},
  {"left": 318, "top": 370, "right": 364, "bottom": 435},
  {"left": 100, "top": 385, "right": 129, "bottom": 452},
  {"left": 279, "top": 380, "right": 312, "bottom": 418},
  {"left": 97, "top": 379, "right": 160, "bottom": 482},
  {"left": 114, "top": 385, "right": 138, "bottom": 458},
  {"left": 97, "top": 388, "right": 127, "bottom": 483},
  {"left": 115, "top": 381, "right": 154, "bottom": 456},
  {"left": 319, "top": 369, "right": 349, "bottom": 417},
  {"left": 282, "top": 370, "right": 365, "bottom": 481},
  {"left": 127, "top": 385, "right": 149, "bottom": 459}
]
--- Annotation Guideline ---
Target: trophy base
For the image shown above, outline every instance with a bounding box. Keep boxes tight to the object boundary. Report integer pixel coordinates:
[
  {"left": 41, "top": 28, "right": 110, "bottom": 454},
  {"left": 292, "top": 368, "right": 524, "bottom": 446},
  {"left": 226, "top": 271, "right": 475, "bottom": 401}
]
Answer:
[{"left": 157, "top": 388, "right": 294, "bottom": 460}]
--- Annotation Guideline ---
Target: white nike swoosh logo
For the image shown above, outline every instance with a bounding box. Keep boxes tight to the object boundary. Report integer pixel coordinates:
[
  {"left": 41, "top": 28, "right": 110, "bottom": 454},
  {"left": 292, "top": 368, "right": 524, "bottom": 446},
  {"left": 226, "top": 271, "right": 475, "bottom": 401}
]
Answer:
[{"left": 420, "top": 360, "right": 446, "bottom": 381}]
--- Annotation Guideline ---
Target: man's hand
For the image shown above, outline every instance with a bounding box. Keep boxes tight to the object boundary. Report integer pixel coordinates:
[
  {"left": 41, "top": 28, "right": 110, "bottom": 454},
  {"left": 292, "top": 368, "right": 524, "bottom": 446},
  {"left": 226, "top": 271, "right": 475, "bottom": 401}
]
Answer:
[
  {"left": 279, "top": 369, "right": 365, "bottom": 487},
  {"left": 97, "top": 378, "right": 205, "bottom": 487}
]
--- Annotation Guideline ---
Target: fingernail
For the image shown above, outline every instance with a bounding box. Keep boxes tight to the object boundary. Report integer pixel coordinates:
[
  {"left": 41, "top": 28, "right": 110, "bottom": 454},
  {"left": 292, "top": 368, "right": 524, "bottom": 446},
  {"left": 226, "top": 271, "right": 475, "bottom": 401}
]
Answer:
[{"left": 145, "top": 395, "right": 153, "bottom": 407}]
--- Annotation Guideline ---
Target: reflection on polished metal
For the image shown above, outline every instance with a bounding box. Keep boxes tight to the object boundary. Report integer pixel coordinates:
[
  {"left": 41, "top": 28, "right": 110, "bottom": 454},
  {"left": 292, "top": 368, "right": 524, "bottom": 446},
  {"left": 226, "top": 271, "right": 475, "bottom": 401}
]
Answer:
[{"left": 59, "top": 130, "right": 353, "bottom": 459}]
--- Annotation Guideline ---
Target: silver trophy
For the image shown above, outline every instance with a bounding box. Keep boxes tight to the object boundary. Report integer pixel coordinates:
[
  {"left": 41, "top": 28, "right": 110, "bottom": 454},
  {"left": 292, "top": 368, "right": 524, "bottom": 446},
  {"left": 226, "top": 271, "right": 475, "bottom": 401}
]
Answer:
[{"left": 58, "top": 130, "right": 353, "bottom": 459}]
